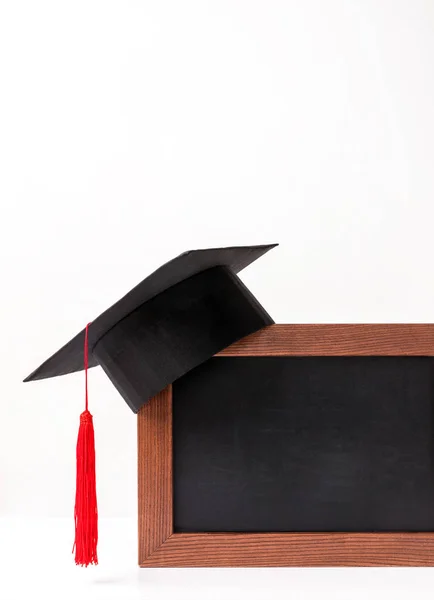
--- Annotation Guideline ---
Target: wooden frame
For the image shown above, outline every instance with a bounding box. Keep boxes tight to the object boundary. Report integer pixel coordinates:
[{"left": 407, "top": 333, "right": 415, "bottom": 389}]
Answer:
[{"left": 138, "top": 324, "right": 434, "bottom": 567}]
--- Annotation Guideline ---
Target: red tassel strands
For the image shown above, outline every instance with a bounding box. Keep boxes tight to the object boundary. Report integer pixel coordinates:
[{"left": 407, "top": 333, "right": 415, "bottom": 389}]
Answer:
[{"left": 73, "top": 323, "right": 98, "bottom": 566}]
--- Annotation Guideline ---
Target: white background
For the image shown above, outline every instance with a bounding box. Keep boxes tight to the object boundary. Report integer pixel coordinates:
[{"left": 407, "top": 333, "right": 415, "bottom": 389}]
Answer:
[{"left": 1, "top": 0, "right": 434, "bottom": 597}]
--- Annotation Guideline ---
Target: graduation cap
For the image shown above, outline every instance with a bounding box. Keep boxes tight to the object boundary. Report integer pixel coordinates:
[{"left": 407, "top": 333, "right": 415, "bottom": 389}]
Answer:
[{"left": 24, "top": 244, "right": 277, "bottom": 566}]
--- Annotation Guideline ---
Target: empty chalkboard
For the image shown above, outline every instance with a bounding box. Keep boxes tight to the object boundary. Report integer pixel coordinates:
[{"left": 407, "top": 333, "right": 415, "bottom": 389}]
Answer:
[{"left": 173, "top": 356, "right": 434, "bottom": 533}]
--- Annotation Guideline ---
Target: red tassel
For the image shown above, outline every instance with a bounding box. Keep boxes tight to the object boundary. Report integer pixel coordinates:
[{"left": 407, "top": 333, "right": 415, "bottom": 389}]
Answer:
[{"left": 73, "top": 323, "right": 98, "bottom": 566}]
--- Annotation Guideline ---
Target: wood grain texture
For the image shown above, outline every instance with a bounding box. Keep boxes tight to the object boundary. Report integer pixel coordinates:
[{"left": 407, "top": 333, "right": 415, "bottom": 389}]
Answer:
[
  {"left": 216, "top": 324, "right": 434, "bottom": 356},
  {"left": 138, "top": 385, "right": 172, "bottom": 562},
  {"left": 138, "top": 325, "right": 434, "bottom": 567},
  {"left": 140, "top": 533, "right": 434, "bottom": 567}
]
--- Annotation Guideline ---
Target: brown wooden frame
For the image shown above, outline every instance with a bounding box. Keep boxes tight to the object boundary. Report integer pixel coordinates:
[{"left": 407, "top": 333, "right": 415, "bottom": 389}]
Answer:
[{"left": 138, "top": 324, "right": 434, "bottom": 567}]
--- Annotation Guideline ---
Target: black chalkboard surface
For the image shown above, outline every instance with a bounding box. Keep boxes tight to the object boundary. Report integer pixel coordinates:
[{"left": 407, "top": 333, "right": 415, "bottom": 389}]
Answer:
[{"left": 173, "top": 356, "right": 434, "bottom": 533}]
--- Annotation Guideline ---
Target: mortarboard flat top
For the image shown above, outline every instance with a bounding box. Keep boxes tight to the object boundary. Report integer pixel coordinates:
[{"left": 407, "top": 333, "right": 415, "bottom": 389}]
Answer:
[{"left": 24, "top": 243, "right": 277, "bottom": 412}]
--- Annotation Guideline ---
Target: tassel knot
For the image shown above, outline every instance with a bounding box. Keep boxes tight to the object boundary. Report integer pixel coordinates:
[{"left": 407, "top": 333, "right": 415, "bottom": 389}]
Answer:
[{"left": 79, "top": 410, "right": 93, "bottom": 425}]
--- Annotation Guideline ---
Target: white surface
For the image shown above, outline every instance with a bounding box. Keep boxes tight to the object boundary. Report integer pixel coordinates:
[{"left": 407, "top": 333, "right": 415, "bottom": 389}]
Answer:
[
  {"left": 1, "top": 0, "right": 434, "bottom": 594},
  {"left": 1, "top": 518, "right": 434, "bottom": 600}
]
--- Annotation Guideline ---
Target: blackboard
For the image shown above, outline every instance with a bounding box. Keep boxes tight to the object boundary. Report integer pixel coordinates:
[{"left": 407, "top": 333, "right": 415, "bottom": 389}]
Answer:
[{"left": 173, "top": 356, "right": 434, "bottom": 533}]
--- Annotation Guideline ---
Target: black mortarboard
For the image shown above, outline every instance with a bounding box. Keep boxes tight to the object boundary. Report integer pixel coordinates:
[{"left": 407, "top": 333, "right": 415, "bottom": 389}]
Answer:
[
  {"left": 24, "top": 244, "right": 277, "bottom": 413},
  {"left": 24, "top": 243, "right": 278, "bottom": 566}
]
